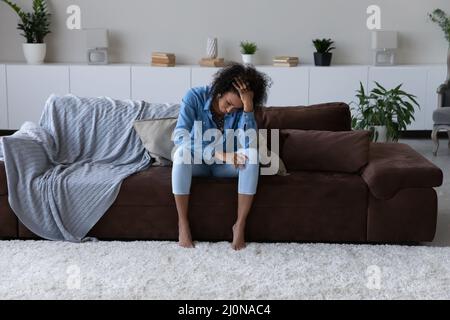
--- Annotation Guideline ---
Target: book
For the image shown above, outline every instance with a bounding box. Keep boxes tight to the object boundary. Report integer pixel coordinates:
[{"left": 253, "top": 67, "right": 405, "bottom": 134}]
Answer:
[
  {"left": 151, "top": 63, "right": 176, "bottom": 67},
  {"left": 274, "top": 56, "right": 299, "bottom": 61},
  {"left": 273, "top": 62, "right": 299, "bottom": 67},
  {"left": 199, "top": 58, "right": 225, "bottom": 67},
  {"left": 152, "top": 52, "right": 175, "bottom": 57},
  {"left": 152, "top": 57, "right": 176, "bottom": 64}
]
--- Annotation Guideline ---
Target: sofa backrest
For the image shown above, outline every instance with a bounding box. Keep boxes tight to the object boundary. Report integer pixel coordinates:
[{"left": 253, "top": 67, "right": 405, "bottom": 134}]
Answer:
[
  {"left": 280, "top": 129, "right": 371, "bottom": 174},
  {"left": 255, "top": 102, "right": 352, "bottom": 131}
]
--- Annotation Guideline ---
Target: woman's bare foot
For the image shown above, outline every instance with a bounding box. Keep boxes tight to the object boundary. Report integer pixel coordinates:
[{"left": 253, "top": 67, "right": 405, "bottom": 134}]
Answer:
[
  {"left": 231, "top": 223, "right": 246, "bottom": 250},
  {"left": 178, "top": 222, "right": 194, "bottom": 248}
]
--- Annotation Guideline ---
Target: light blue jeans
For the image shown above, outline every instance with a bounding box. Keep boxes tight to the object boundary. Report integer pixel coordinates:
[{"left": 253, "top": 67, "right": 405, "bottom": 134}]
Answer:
[{"left": 171, "top": 147, "right": 259, "bottom": 195}]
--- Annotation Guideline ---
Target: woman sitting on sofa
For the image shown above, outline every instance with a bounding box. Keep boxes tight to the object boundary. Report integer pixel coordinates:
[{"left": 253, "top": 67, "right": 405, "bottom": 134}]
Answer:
[{"left": 172, "top": 63, "right": 271, "bottom": 250}]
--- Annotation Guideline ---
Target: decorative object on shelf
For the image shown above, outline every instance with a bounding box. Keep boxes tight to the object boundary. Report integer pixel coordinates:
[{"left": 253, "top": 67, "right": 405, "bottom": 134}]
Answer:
[
  {"left": 85, "top": 28, "right": 109, "bottom": 65},
  {"left": 151, "top": 52, "right": 176, "bottom": 67},
  {"left": 351, "top": 81, "right": 419, "bottom": 142},
  {"left": 1, "top": 0, "right": 51, "bottom": 64},
  {"left": 312, "top": 38, "right": 335, "bottom": 67},
  {"left": 206, "top": 37, "right": 218, "bottom": 59},
  {"left": 240, "top": 41, "right": 258, "bottom": 65},
  {"left": 371, "top": 30, "right": 398, "bottom": 66},
  {"left": 273, "top": 56, "right": 299, "bottom": 67},
  {"left": 428, "top": 9, "right": 450, "bottom": 80},
  {"left": 199, "top": 58, "right": 225, "bottom": 67}
]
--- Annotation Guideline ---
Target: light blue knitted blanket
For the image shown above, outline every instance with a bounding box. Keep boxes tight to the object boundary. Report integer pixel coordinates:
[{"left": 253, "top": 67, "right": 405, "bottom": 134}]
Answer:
[{"left": 0, "top": 95, "right": 179, "bottom": 241}]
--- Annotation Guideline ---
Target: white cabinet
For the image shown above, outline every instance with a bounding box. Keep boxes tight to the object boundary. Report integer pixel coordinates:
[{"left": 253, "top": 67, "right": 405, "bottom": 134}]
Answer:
[
  {"left": 131, "top": 66, "right": 191, "bottom": 103},
  {"left": 70, "top": 65, "right": 131, "bottom": 99},
  {"left": 257, "top": 67, "right": 309, "bottom": 106},
  {"left": 369, "top": 66, "right": 428, "bottom": 130},
  {"left": 426, "top": 66, "right": 448, "bottom": 130},
  {"left": 191, "top": 67, "right": 220, "bottom": 88},
  {"left": 309, "top": 66, "right": 368, "bottom": 108},
  {"left": 1, "top": 63, "right": 446, "bottom": 131},
  {"left": 0, "top": 65, "right": 7, "bottom": 129},
  {"left": 6, "top": 65, "right": 70, "bottom": 129}
]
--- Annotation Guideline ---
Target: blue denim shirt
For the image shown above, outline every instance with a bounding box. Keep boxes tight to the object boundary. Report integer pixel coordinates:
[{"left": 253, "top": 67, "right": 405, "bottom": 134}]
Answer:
[{"left": 173, "top": 85, "right": 258, "bottom": 162}]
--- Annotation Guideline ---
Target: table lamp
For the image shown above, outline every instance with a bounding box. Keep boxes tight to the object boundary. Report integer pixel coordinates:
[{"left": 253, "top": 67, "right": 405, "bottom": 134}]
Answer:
[
  {"left": 372, "top": 30, "right": 398, "bottom": 66},
  {"left": 85, "top": 28, "right": 109, "bottom": 65}
]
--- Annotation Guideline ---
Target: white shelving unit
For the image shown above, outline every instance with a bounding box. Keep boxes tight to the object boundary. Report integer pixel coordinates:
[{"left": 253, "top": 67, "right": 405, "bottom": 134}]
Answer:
[
  {"left": 0, "top": 63, "right": 446, "bottom": 130},
  {"left": 6, "top": 64, "right": 70, "bottom": 129},
  {"left": 131, "top": 66, "right": 191, "bottom": 103},
  {"left": 69, "top": 65, "right": 131, "bottom": 99}
]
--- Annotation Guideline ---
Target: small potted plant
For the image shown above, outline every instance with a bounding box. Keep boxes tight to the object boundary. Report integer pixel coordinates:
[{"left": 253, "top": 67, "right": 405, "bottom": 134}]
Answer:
[
  {"left": 1, "top": 0, "right": 51, "bottom": 64},
  {"left": 429, "top": 9, "right": 450, "bottom": 80},
  {"left": 312, "top": 38, "right": 335, "bottom": 66},
  {"left": 351, "top": 82, "right": 420, "bottom": 142},
  {"left": 240, "top": 41, "right": 258, "bottom": 65}
]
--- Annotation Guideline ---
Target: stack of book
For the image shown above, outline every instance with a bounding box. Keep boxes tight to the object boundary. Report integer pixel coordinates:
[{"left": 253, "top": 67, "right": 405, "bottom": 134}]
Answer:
[
  {"left": 151, "top": 52, "right": 176, "bottom": 67},
  {"left": 199, "top": 57, "right": 225, "bottom": 67},
  {"left": 273, "top": 56, "right": 299, "bottom": 67}
]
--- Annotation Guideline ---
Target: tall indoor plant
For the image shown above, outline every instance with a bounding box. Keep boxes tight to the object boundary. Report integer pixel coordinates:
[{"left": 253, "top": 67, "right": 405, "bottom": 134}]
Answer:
[
  {"left": 351, "top": 82, "right": 420, "bottom": 142},
  {"left": 1, "top": 0, "right": 51, "bottom": 64},
  {"left": 312, "top": 38, "right": 335, "bottom": 66},
  {"left": 240, "top": 41, "right": 258, "bottom": 65},
  {"left": 429, "top": 9, "right": 450, "bottom": 80}
]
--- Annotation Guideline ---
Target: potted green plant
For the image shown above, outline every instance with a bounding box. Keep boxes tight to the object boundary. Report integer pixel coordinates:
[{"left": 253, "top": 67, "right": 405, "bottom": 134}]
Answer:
[
  {"left": 312, "top": 38, "right": 335, "bottom": 66},
  {"left": 429, "top": 9, "right": 450, "bottom": 80},
  {"left": 1, "top": 0, "right": 51, "bottom": 64},
  {"left": 351, "top": 82, "right": 420, "bottom": 142},
  {"left": 240, "top": 41, "right": 258, "bottom": 65}
]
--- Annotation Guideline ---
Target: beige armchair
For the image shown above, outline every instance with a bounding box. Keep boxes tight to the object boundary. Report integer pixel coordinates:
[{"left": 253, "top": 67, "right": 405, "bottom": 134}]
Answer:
[{"left": 432, "top": 79, "right": 450, "bottom": 156}]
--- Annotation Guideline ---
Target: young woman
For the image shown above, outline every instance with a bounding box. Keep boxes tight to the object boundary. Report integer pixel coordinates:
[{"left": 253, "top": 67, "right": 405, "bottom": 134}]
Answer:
[{"left": 171, "top": 63, "right": 271, "bottom": 250}]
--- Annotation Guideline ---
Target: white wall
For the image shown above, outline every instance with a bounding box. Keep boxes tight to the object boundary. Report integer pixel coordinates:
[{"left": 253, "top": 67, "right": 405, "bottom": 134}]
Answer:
[{"left": 0, "top": 0, "right": 450, "bottom": 65}]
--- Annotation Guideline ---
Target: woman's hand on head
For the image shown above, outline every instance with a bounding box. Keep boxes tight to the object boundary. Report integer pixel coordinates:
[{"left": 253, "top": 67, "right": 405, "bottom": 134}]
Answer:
[{"left": 232, "top": 77, "right": 254, "bottom": 113}]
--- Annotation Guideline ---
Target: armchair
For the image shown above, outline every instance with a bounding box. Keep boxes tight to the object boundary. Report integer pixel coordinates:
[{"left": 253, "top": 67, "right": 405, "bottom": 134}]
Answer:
[{"left": 432, "top": 79, "right": 450, "bottom": 156}]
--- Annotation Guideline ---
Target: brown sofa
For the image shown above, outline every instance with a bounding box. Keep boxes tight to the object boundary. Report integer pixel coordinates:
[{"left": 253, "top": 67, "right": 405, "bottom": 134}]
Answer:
[{"left": 0, "top": 103, "right": 444, "bottom": 243}]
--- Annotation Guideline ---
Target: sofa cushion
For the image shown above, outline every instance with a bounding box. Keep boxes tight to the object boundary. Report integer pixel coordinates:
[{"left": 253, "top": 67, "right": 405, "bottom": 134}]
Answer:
[
  {"left": 432, "top": 107, "right": 450, "bottom": 124},
  {"left": 133, "top": 117, "right": 177, "bottom": 166},
  {"left": 280, "top": 129, "right": 371, "bottom": 173},
  {"left": 0, "top": 161, "right": 6, "bottom": 196},
  {"left": 361, "top": 143, "right": 443, "bottom": 200},
  {"left": 255, "top": 102, "right": 352, "bottom": 131},
  {"left": 100, "top": 168, "right": 368, "bottom": 242}
]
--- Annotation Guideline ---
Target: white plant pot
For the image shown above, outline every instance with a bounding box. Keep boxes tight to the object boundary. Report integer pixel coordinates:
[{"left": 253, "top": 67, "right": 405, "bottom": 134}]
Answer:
[
  {"left": 372, "top": 125, "right": 390, "bottom": 143},
  {"left": 241, "top": 54, "right": 254, "bottom": 65},
  {"left": 22, "top": 43, "right": 46, "bottom": 64}
]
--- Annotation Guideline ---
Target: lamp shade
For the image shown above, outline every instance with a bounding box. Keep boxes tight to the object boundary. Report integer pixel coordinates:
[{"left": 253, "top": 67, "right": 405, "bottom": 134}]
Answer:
[
  {"left": 85, "top": 28, "right": 109, "bottom": 49},
  {"left": 371, "top": 31, "right": 398, "bottom": 50}
]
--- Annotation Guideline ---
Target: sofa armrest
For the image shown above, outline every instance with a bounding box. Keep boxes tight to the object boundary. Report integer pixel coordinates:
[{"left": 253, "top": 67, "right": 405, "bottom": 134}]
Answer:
[
  {"left": 361, "top": 143, "right": 443, "bottom": 200},
  {"left": 0, "top": 161, "right": 6, "bottom": 196}
]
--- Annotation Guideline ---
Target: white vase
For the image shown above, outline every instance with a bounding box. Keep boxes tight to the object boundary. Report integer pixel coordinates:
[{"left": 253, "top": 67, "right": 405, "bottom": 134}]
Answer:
[
  {"left": 22, "top": 43, "right": 46, "bottom": 64},
  {"left": 242, "top": 54, "right": 254, "bottom": 65},
  {"left": 206, "top": 37, "right": 218, "bottom": 59},
  {"left": 372, "top": 125, "right": 391, "bottom": 143}
]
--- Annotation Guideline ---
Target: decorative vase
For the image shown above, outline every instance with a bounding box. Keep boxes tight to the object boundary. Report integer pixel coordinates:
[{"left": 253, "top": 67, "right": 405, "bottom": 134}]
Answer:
[
  {"left": 314, "top": 52, "right": 332, "bottom": 66},
  {"left": 241, "top": 54, "right": 254, "bottom": 65},
  {"left": 372, "top": 125, "right": 391, "bottom": 143},
  {"left": 206, "top": 37, "right": 218, "bottom": 59},
  {"left": 23, "top": 43, "right": 46, "bottom": 64}
]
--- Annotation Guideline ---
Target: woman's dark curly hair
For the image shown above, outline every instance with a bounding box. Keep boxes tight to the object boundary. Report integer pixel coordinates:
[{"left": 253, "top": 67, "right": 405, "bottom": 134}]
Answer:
[{"left": 210, "top": 63, "right": 272, "bottom": 108}]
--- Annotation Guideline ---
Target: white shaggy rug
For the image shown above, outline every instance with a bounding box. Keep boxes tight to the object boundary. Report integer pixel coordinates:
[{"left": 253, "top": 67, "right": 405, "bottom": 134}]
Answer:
[{"left": 0, "top": 240, "right": 449, "bottom": 300}]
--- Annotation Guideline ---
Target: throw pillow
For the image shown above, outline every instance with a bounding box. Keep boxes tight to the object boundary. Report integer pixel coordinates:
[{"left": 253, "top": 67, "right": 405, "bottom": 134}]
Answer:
[
  {"left": 258, "top": 132, "right": 289, "bottom": 176},
  {"left": 133, "top": 118, "right": 178, "bottom": 166}
]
